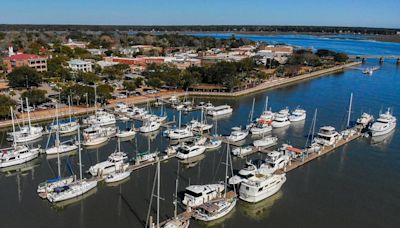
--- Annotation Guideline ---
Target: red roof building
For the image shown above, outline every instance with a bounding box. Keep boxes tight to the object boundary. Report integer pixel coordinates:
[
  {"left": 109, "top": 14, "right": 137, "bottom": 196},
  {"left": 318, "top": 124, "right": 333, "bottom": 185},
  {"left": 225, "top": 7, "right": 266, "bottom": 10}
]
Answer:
[{"left": 3, "top": 54, "right": 48, "bottom": 73}]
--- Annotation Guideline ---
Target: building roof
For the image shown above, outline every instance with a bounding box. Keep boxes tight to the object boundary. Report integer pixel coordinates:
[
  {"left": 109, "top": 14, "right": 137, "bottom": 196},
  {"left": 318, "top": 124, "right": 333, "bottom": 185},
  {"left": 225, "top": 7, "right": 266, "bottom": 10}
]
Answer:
[
  {"left": 4, "top": 54, "right": 46, "bottom": 61},
  {"left": 68, "top": 59, "right": 91, "bottom": 65}
]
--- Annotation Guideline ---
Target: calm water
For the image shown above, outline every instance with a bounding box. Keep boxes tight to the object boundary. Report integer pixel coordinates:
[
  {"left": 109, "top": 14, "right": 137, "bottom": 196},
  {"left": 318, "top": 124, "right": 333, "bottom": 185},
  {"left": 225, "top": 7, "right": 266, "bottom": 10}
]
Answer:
[{"left": 1, "top": 36, "right": 400, "bottom": 228}]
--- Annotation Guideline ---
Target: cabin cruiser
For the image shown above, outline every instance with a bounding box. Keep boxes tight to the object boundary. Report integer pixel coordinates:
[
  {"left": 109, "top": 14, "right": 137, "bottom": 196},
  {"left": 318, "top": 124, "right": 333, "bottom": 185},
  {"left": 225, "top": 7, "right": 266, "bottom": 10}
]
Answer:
[
  {"left": 140, "top": 120, "right": 161, "bottom": 133},
  {"left": 83, "top": 110, "right": 116, "bottom": 126},
  {"left": 167, "top": 126, "right": 194, "bottom": 140},
  {"left": 313, "top": 126, "right": 341, "bottom": 146},
  {"left": 190, "top": 120, "right": 213, "bottom": 132},
  {"left": 114, "top": 102, "right": 129, "bottom": 113},
  {"left": 253, "top": 136, "right": 278, "bottom": 148},
  {"left": 257, "top": 109, "right": 275, "bottom": 122},
  {"left": 105, "top": 170, "right": 132, "bottom": 183},
  {"left": 89, "top": 152, "right": 129, "bottom": 176},
  {"left": 356, "top": 113, "right": 374, "bottom": 126},
  {"left": 239, "top": 173, "right": 286, "bottom": 203},
  {"left": 250, "top": 120, "right": 272, "bottom": 135},
  {"left": 259, "top": 151, "right": 290, "bottom": 174},
  {"left": 176, "top": 144, "right": 206, "bottom": 160},
  {"left": 0, "top": 145, "right": 41, "bottom": 168},
  {"left": 271, "top": 110, "right": 291, "bottom": 128},
  {"left": 204, "top": 137, "right": 222, "bottom": 150},
  {"left": 369, "top": 110, "right": 396, "bottom": 136},
  {"left": 231, "top": 146, "right": 254, "bottom": 157},
  {"left": 116, "top": 127, "right": 136, "bottom": 138},
  {"left": 182, "top": 184, "right": 224, "bottom": 207},
  {"left": 227, "top": 127, "right": 249, "bottom": 142},
  {"left": 82, "top": 125, "right": 116, "bottom": 146},
  {"left": 133, "top": 151, "right": 158, "bottom": 165},
  {"left": 207, "top": 105, "right": 233, "bottom": 117},
  {"left": 45, "top": 141, "right": 78, "bottom": 155},
  {"left": 192, "top": 191, "right": 237, "bottom": 222},
  {"left": 288, "top": 108, "right": 306, "bottom": 122},
  {"left": 228, "top": 162, "right": 258, "bottom": 185},
  {"left": 46, "top": 179, "right": 98, "bottom": 203}
]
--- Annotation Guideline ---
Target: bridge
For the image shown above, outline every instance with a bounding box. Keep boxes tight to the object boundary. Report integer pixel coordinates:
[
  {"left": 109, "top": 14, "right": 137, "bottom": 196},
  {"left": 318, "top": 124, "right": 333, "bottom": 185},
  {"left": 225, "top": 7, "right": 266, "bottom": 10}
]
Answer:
[{"left": 349, "top": 55, "right": 400, "bottom": 63}]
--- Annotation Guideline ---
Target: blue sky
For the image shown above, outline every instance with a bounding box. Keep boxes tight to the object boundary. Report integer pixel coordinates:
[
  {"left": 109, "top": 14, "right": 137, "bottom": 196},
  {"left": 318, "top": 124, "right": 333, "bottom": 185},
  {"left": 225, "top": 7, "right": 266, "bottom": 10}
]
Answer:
[{"left": 1, "top": 0, "right": 399, "bottom": 28}]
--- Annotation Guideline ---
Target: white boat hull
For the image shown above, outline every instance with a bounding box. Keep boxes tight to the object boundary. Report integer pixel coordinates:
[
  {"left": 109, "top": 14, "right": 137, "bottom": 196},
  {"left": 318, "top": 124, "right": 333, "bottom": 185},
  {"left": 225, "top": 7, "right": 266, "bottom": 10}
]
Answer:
[
  {"left": 105, "top": 171, "right": 131, "bottom": 183},
  {"left": 370, "top": 123, "right": 396, "bottom": 137},
  {"left": 239, "top": 176, "right": 286, "bottom": 203}
]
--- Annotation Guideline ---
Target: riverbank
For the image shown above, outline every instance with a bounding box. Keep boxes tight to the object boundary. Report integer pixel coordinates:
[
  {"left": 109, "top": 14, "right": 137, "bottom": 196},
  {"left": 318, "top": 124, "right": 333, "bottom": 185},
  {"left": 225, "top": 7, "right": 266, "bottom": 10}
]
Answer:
[{"left": 188, "top": 61, "right": 361, "bottom": 97}]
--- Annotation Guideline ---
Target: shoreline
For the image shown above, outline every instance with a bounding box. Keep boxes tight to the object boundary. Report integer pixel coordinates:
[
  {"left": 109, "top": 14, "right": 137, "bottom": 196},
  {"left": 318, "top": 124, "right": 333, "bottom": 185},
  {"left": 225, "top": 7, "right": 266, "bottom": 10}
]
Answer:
[
  {"left": 188, "top": 61, "right": 361, "bottom": 97},
  {"left": 0, "top": 62, "right": 360, "bottom": 129}
]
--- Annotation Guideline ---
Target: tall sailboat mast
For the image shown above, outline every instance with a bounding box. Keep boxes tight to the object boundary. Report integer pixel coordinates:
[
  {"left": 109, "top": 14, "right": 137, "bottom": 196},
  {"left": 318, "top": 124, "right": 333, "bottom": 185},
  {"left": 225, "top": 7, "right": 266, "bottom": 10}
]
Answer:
[
  {"left": 25, "top": 98, "right": 32, "bottom": 129},
  {"left": 10, "top": 107, "right": 17, "bottom": 147},
  {"left": 56, "top": 103, "right": 61, "bottom": 177},
  {"left": 347, "top": 93, "right": 353, "bottom": 128}
]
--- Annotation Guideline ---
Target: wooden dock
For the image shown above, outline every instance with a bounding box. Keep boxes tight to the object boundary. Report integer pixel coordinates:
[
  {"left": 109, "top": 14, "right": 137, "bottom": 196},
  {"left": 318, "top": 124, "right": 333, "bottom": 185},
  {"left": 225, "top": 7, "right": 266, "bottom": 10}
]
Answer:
[{"left": 282, "top": 130, "right": 361, "bottom": 173}]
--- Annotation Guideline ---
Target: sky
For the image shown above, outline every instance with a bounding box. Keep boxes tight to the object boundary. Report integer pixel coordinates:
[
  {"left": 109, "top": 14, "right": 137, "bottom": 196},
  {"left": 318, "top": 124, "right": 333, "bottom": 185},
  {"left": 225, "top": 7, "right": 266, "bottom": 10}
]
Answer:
[{"left": 0, "top": 0, "right": 399, "bottom": 28}]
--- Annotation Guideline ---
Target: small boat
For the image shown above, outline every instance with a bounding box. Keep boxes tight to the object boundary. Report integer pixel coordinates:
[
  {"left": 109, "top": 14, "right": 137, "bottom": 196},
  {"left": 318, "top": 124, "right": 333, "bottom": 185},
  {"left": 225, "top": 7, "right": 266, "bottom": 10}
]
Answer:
[
  {"left": 116, "top": 128, "right": 136, "bottom": 138},
  {"left": 105, "top": 170, "right": 131, "bottom": 183},
  {"left": 288, "top": 108, "right": 306, "bottom": 122},
  {"left": 133, "top": 151, "right": 158, "bottom": 165},
  {"left": 204, "top": 137, "right": 222, "bottom": 150},
  {"left": 176, "top": 144, "right": 206, "bottom": 160},
  {"left": 227, "top": 127, "right": 249, "bottom": 142},
  {"left": 259, "top": 151, "right": 290, "bottom": 175},
  {"left": 231, "top": 146, "right": 254, "bottom": 156},
  {"left": 37, "top": 176, "right": 75, "bottom": 195},
  {"left": 83, "top": 110, "right": 116, "bottom": 126},
  {"left": 253, "top": 136, "right": 278, "bottom": 148},
  {"left": 168, "top": 126, "right": 193, "bottom": 140},
  {"left": 140, "top": 120, "right": 161, "bottom": 133}
]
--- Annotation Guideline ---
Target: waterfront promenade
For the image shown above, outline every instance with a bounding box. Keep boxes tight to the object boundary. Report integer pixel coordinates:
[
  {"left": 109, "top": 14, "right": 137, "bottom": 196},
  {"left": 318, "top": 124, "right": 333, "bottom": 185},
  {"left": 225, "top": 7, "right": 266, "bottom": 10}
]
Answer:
[
  {"left": 188, "top": 61, "right": 361, "bottom": 97},
  {"left": 0, "top": 62, "right": 360, "bottom": 129}
]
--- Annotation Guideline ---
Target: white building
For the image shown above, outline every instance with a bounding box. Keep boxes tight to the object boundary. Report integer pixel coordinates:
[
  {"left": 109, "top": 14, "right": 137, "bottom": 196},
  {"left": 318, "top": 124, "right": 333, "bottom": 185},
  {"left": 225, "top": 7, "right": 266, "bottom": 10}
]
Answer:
[{"left": 68, "top": 59, "right": 93, "bottom": 72}]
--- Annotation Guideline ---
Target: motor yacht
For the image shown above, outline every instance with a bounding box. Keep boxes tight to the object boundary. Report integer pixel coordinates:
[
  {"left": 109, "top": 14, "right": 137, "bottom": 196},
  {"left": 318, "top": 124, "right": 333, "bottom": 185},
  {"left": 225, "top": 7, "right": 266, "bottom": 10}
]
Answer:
[
  {"left": 140, "top": 120, "right": 161, "bottom": 133},
  {"left": 227, "top": 127, "right": 249, "bottom": 142},
  {"left": 45, "top": 141, "right": 78, "bottom": 155},
  {"left": 207, "top": 105, "right": 233, "bottom": 117},
  {"left": 250, "top": 120, "right": 272, "bottom": 135},
  {"left": 253, "top": 136, "right": 278, "bottom": 148},
  {"left": 89, "top": 151, "right": 129, "bottom": 176},
  {"left": 0, "top": 145, "right": 41, "bottom": 168},
  {"left": 231, "top": 146, "right": 254, "bottom": 157},
  {"left": 356, "top": 113, "right": 374, "bottom": 126},
  {"left": 176, "top": 144, "right": 206, "bottom": 160},
  {"left": 288, "top": 108, "right": 306, "bottom": 122},
  {"left": 239, "top": 173, "right": 286, "bottom": 203},
  {"left": 369, "top": 109, "right": 396, "bottom": 136},
  {"left": 313, "top": 126, "right": 341, "bottom": 146},
  {"left": 271, "top": 112, "right": 291, "bottom": 128},
  {"left": 182, "top": 184, "right": 224, "bottom": 207}
]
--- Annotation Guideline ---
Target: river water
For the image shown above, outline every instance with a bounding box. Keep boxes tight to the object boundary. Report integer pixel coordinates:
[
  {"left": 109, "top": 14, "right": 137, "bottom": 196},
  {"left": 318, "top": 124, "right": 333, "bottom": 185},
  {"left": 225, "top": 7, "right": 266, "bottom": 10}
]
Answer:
[{"left": 0, "top": 35, "right": 399, "bottom": 228}]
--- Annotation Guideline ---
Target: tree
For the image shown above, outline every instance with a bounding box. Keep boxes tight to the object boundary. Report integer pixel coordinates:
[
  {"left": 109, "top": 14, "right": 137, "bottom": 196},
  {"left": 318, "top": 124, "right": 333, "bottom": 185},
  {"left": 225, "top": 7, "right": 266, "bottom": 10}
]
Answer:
[
  {"left": 7, "top": 66, "right": 43, "bottom": 88},
  {"left": 147, "top": 77, "right": 162, "bottom": 88},
  {"left": 123, "top": 80, "right": 136, "bottom": 92},
  {"left": 21, "top": 89, "right": 48, "bottom": 105},
  {"left": 96, "top": 84, "right": 113, "bottom": 104},
  {"left": 0, "top": 95, "right": 16, "bottom": 119},
  {"left": 77, "top": 72, "right": 100, "bottom": 85},
  {"left": 134, "top": 77, "right": 144, "bottom": 88},
  {"left": 334, "top": 53, "right": 349, "bottom": 62}
]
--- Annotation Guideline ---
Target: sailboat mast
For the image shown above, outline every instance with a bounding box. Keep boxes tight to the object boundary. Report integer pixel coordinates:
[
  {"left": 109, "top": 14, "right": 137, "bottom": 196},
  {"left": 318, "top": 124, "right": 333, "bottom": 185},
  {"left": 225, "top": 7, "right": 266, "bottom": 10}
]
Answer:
[
  {"left": 174, "top": 162, "right": 179, "bottom": 218},
  {"left": 265, "top": 96, "right": 269, "bottom": 112},
  {"left": 56, "top": 103, "right": 61, "bottom": 177},
  {"left": 68, "top": 95, "right": 72, "bottom": 122},
  {"left": 156, "top": 160, "right": 160, "bottom": 228},
  {"left": 312, "top": 109, "right": 317, "bottom": 142},
  {"left": 118, "top": 137, "right": 121, "bottom": 153},
  {"left": 20, "top": 98, "right": 25, "bottom": 126},
  {"left": 224, "top": 143, "right": 229, "bottom": 198},
  {"left": 249, "top": 97, "right": 255, "bottom": 123},
  {"left": 25, "top": 98, "right": 32, "bottom": 129},
  {"left": 94, "top": 84, "right": 97, "bottom": 117},
  {"left": 10, "top": 107, "right": 17, "bottom": 146},
  {"left": 178, "top": 110, "right": 182, "bottom": 128},
  {"left": 347, "top": 93, "right": 353, "bottom": 128},
  {"left": 78, "top": 125, "right": 82, "bottom": 180}
]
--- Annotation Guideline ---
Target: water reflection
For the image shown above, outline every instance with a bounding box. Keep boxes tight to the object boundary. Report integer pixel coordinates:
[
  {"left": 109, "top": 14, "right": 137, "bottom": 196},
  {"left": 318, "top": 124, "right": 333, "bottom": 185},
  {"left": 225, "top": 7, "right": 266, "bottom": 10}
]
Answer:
[
  {"left": 238, "top": 191, "right": 283, "bottom": 221},
  {"left": 51, "top": 187, "right": 98, "bottom": 210},
  {"left": 370, "top": 131, "right": 395, "bottom": 149},
  {"left": 180, "top": 154, "right": 206, "bottom": 169}
]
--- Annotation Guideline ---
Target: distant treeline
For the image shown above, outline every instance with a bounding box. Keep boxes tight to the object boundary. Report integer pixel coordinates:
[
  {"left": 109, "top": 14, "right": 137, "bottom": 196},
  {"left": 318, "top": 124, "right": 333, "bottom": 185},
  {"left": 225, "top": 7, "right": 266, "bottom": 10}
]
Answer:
[{"left": 0, "top": 25, "right": 398, "bottom": 35}]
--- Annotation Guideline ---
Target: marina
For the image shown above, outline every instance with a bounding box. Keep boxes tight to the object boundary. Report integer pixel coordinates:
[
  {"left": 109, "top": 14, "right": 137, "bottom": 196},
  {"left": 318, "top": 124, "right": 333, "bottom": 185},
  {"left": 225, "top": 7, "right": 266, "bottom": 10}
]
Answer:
[{"left": 1, "top": 35, "right": 400, "bottom": 228}]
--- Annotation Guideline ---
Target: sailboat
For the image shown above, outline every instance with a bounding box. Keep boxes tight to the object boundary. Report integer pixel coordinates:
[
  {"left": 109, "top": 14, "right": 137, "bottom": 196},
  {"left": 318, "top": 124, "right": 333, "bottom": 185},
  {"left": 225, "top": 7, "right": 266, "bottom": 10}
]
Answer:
[
  {"left": 192, "top": 144, "right": 237, "bottom": 221},
  {"left": 7, "top": 98, "right": 43, "bottom": 143},
  {"left": 166, "top": 111, "right": 193, "bottom": 140},
  {"left": 0, "top": 107, "right": 41, "bottom": 168},
  {"left": 46, "top": 127, "right": 98, "bottom": 203},
  {"left": 204, "top": 118, "right": 222, "bottom": 150},
  {"left": 83, "top": 85, "right": 116, "bottom": 126},
  {"left": 46, "top": 103, "right": 78, "bottom": 155},
  {"left": 133, "top": 134, "right": 159, "bottom": 165},
  {"left": 103, "top": 138, "right": 132, "bottom": 183},
  {"left": 50, "top": 96, "right": 79, "bottom": 134},
  {"left": 190, "top": 107, "right": 213, "bottom": 133},
  {"left": 38, "top": 105, "right": 76, "bottom": 197}
]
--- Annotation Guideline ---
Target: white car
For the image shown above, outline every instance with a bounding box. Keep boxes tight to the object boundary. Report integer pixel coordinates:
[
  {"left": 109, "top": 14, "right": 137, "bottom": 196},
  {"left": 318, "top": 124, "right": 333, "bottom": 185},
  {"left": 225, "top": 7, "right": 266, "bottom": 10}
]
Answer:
[{"left": 115, "top": 94, "right": 127, "bottom": 99}]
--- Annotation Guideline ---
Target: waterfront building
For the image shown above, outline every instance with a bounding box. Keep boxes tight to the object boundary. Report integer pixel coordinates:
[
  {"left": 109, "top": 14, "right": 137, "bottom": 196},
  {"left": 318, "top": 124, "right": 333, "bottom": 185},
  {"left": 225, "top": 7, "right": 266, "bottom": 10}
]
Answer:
[
  {"left": 63, "top": 38, "right": 88, "bottom": 49},
  {"left": 68, "top": 59, "right": 93, "bottom": 72}
]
